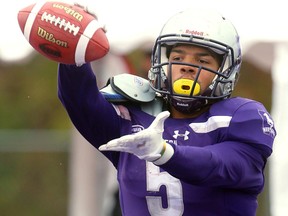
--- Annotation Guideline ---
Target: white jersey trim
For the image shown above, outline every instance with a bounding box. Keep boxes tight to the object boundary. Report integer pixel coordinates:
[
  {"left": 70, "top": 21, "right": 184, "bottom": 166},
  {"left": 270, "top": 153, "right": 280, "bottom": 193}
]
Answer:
[{"left": 189, "top": 116, "right": 232, "bottom": 133}]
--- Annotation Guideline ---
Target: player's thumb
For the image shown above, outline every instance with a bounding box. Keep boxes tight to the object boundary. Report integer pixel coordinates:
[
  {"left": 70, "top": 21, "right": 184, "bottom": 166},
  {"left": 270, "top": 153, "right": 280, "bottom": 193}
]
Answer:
[{"left": 150, "top": 111, "right": 170, "bottom": 131}]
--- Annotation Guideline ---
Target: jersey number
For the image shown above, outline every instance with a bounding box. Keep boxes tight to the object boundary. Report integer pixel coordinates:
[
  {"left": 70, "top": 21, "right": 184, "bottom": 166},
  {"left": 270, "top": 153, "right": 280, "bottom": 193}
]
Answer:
[{"left": 146, "top": 161, "right": 184, "bottom": 215}]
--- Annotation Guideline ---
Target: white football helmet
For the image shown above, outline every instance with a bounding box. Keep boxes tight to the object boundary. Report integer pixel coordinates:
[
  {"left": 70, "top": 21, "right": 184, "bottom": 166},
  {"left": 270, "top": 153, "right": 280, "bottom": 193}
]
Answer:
[{"left": 148, "top": 8, "right": 242, "bottom": 113}]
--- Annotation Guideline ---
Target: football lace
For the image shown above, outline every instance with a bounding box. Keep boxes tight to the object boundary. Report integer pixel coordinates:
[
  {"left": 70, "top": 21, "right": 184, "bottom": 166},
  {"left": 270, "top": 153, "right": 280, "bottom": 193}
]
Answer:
[{"left": 41, "top": 11, "right": 80, "bottom": 36}]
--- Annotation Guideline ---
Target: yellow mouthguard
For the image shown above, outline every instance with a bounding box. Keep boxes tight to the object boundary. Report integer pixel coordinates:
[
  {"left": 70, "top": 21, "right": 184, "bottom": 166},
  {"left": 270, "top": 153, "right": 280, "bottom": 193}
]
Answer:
[{"left": 173, "top": 79, "right": 200, "bottom": 96}]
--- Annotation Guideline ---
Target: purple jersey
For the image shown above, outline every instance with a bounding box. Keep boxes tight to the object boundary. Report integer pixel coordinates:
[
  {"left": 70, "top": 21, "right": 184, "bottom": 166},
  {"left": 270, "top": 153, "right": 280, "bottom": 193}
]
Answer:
[{"left": 58, "top": 63, "right": 275, "bottom": 216}]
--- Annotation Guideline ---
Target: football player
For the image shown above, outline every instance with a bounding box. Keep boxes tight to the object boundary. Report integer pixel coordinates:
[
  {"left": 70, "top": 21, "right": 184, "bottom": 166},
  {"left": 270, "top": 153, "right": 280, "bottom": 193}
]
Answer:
[{"left": 58, "top": 7, "right": 276, "bottom": 216}]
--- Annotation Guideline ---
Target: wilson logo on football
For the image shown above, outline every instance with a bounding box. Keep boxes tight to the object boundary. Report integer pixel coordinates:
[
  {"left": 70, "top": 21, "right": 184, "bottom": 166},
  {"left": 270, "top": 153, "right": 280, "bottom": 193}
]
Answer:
[
  {"left": 37, "top": 27, "right": 68, "bottom": 47},
  {"left": 52, "top": 3, "right": 84, "bottom": 21}
]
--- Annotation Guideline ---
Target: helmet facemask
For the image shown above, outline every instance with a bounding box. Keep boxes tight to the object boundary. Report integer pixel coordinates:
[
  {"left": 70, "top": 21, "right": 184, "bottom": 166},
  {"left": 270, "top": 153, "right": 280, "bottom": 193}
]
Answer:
[{"left": 148, "top": 33, "right": 241, "bottom": 113}]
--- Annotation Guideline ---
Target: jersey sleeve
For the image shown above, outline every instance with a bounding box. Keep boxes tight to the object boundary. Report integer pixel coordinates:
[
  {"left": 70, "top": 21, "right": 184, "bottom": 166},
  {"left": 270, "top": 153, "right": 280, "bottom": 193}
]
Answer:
[
  {"left": 228, "top": 100, "right": 276, "bottom": 150},
  {"left": 57, "top": 63, "right": 129, "bottom": 165},
  {"left": 160, "top": 100, "right": 275, "bottom": 193}
]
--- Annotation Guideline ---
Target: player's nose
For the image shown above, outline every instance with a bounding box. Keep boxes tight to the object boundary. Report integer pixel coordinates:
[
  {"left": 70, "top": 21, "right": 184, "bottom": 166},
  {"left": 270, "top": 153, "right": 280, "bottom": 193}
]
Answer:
[{"left": 180, "top": 64, "right": 197, "bottom": 74}]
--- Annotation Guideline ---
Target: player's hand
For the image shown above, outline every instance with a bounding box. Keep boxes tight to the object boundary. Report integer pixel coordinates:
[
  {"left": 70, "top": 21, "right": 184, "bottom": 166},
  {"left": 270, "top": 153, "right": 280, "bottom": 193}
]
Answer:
[
  {"left": 73, "top": 1, "right": 107, "bottom": 32},
  {"left": 99, "top": 111, "right": 174, "bottom": 164}
]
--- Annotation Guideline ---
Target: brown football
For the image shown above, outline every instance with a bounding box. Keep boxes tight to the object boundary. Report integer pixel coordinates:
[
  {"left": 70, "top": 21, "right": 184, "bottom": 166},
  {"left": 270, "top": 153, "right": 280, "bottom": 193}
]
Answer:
[{"left": 18, "top": 1, "right": 110, "bottom": 65}]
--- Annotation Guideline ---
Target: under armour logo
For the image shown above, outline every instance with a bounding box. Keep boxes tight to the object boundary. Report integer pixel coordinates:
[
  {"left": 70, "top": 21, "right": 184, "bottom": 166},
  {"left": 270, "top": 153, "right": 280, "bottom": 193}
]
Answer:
[{"left": 173, "top": 130, "right": 190, "bottom": 140}]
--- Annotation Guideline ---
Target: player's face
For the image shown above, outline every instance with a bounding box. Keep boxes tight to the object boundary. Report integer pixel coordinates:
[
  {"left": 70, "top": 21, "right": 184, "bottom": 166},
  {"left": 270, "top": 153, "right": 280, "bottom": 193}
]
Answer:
[{"left": 168, "top": 44, "right": 221, "bottom": 94}]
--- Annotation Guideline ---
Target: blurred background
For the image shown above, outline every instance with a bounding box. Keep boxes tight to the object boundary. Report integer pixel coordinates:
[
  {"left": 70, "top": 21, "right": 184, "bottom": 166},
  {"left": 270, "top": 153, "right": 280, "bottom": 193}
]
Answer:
[{"left": 1, "top": 0, "right": 287, "bottom": 216}]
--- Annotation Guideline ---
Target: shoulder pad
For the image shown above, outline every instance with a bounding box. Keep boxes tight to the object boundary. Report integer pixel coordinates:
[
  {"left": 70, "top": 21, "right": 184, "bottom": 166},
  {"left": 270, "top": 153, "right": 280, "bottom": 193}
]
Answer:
[
  {"left": 100, "top": 84, "right": 127, "bottom": 102},
  {"left": 100, "top": 74, "right": 155, "bottom": 102}
]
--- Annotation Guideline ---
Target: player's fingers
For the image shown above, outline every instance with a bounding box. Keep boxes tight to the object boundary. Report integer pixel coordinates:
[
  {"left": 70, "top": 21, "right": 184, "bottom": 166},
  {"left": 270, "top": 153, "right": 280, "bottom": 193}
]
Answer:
[
  {"left": 149, "top": 111, "right": 170, "bottom": 130},
  {"left": 99, "top": 134, "right": 135, "bottom": 151}
]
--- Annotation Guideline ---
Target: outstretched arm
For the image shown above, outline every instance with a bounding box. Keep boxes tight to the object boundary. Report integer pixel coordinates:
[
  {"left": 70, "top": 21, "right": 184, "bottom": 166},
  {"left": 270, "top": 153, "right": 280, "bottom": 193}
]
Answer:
[{"left": 58, "top": 63, "right": 122, "bottom": 149}]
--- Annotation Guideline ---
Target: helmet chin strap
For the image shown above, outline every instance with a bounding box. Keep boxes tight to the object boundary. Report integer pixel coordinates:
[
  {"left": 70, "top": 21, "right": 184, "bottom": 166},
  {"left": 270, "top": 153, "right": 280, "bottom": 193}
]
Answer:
[{"left": 168, "top": 96, "right": 208, "bottom": 114}]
